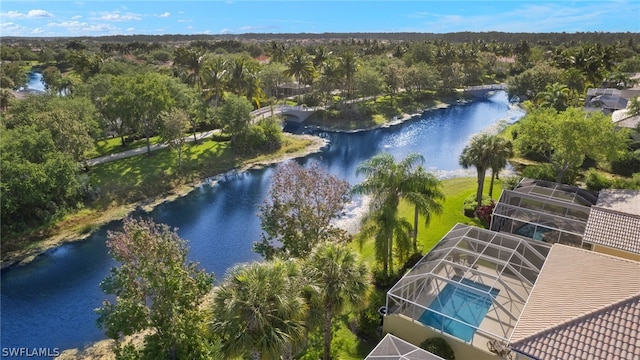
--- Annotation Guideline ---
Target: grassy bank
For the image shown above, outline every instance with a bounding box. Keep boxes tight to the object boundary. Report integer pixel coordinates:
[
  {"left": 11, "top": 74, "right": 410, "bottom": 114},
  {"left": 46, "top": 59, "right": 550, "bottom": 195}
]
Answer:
[{"left": 2, "top": 133, "right": 324, "bottom": 268}]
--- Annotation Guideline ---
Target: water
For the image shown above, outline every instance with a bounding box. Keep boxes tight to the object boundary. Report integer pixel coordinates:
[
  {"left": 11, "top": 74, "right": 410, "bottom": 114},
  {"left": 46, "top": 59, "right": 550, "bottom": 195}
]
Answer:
[
  {"left": 25, "top": 71, "right": 46, "bottom": 92},
  {"left": 0, "top": 91, "right": 523, "bottom": 355}
]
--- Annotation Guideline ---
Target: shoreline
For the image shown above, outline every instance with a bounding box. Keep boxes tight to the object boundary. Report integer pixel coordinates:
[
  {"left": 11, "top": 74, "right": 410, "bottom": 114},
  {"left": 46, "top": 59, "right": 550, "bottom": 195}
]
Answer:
[{"left": 1, "top": 134, "right": 328, "bottom": 270}]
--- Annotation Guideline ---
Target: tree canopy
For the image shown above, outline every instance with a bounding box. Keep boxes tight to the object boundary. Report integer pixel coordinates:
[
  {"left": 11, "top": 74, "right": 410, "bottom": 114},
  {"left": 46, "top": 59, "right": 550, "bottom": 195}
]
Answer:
[{"left": 514, "top": 107, "right": 629, "bottom": 183}]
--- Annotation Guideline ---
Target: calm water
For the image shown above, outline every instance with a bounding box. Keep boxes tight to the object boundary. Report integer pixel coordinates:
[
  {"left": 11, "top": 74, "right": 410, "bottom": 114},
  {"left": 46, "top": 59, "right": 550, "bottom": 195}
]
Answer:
[{"left": 0, "top": 91, "right": 523, "bottom": 356}]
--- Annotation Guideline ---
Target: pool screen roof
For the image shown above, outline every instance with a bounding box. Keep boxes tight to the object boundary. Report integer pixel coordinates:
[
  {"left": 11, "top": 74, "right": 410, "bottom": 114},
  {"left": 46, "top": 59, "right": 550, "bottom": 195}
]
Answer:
[
  {"left": 490, "top": 178, "right": 598, "bottom": 247},
  {"left": 387, "top": 224, "right": 551, "bottom": 344}
]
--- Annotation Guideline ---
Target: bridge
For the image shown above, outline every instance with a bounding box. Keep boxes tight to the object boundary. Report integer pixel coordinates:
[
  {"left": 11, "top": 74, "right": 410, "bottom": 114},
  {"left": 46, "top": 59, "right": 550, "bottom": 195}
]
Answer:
[
  {"left": 250, "top": 105, "right": 317, "bottom": 123},
  {"left": 464, "top": 84, "right": 507, "bottom": 97}
]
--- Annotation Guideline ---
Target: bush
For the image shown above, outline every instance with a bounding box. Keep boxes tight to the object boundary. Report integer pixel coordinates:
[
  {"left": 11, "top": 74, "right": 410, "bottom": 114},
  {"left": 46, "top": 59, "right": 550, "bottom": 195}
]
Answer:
[
  {"left": 477, "top": 201, "right": 495, "bottom": 226},
  {"left": 521, "top": 164, "right": 577, "bottom": 184},
  {"left": 463, "top": 194, "right": 492, "bottom": 217},
  {"left": 231, "top": 117, "right": 282, "bottom": 155},
  {"left": 501, "top": 175, "right": 523, "bottom": 191},
  {"left": 419, "top": 337, "right": 456, "bottom": 360},
  {"left": 584, "top": 168, "right": 612, "bottom": 191}
]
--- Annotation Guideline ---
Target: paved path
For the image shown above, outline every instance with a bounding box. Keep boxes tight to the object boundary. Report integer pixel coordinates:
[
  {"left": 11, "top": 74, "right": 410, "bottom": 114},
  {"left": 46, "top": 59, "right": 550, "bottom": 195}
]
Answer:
[
  {"left": 86, "top": 96, "right": 375, "bottom": 167},
  {"left": 85, "top": 130, "right": 218, "bottom": 166}
]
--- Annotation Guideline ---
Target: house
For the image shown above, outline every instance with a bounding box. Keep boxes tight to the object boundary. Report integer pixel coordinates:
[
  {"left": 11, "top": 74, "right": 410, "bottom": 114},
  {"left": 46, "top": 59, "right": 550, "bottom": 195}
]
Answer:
[
  {"left": 582, "top": 189, "right": 640, "bottom": 262},
  {"left": 585, "top": 88, "right": 640, "bottom": 115},
  {"left": 277, "top": 82, "right": 312, "bottom": 98},
  {"left": 377, "top": 180, "right": 640, "bottom": 360},
  {"left": 509, "top": 245, "right": 640, "bottom": 360}
]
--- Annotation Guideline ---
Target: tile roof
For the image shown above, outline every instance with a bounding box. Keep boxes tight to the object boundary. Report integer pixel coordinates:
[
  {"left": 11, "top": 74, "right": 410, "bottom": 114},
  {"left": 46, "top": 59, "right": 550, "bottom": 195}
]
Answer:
[
  {"left": 583, "top": 207, "right": 640, "bottom": 254},
  {"left": 511, "top": 294, "right": 640, "bottom": 360},
  {"left": 510, "top": 245, "right": 640, "bottom": 359},
  {"left": 366, "top": 334, "right": 445, "bottom": 360}
]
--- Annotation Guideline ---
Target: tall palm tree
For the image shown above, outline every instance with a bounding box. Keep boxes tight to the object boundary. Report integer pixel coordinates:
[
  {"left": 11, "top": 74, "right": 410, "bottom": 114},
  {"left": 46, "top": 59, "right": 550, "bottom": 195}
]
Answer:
[
  {"left": 358, "top": 203, "right": 413, "bottom": 275},
  {"left": 403, "top": 167, "right": 444, "bottom": 252},
  {"left": 487, "top": 136, "right": 513, "bottom": 198},
  {"left": 304, "top": 242, "right": 369, "bottom": 360},
  {"left": 459, "top": 133, "right": 495, "bottom": 216},
  {"left": 352, "top": 153, "right": 434, "bottom": 274},
  {"left": 283, "top": 47, "right": 315, "bottom": 103},
  {"left": 212, "top": 260, "right": 307, "bottom": 360},
  {"left": 319, "top": 58, "right": 342, "bottom": 108},
  {"left": 338, "top": 51, "right": 359, "bottom": 100},
  {"left": 202, "top": 56, "right": 228, "bottom": 107},
  {"left": 173, "top": 47, "right": 208, "bottom": 93}
]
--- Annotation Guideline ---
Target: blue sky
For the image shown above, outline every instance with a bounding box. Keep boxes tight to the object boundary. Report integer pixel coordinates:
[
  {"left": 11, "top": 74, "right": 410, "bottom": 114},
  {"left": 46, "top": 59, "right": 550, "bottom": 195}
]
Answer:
[{"left": 1, "top": 1, "right": 639, "bottom": 37}]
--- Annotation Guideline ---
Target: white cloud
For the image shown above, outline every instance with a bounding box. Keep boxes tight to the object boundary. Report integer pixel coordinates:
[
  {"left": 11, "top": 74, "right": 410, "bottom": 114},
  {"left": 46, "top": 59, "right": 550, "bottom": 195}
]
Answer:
[
  {"left": 220, "top": 28, "right": 231, "bottom": 34},
  {"left": 177, "top": 19, "right": 192, "bottom": 23},
  {"left": 48, "top": 20, "right": 117, "bottom": 33},
  {"left": 126, "top": 27, "right": 135, "bottom": 32},
  {"left": 158, "top": 12, "right": 170, "bottom": 18},
  {"left": 187, "top": 25, "right": 194, "bottom": 30},
  {"left": 72, "top": 15, "right": 82, "bottom": 20},
  {"left": 27, "top": 10, "right": 53, "bottom": 18},
  {"left": 1, "top": 11, "right": 26, "bottom": 18},
  {"left": 94, "top": 11, "right": 141, "bottom": 22},
  {"left": 31, "top": 28, "right": 44, "bottom": 34},
  {"left": 0, "top": 22, "right": 30, "bottom": 35}
]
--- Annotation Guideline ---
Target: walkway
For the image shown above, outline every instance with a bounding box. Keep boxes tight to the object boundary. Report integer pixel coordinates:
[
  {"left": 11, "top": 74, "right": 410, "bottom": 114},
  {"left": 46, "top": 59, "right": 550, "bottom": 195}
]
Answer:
[
  {"left": 86, "top": 96, "right": 375, "bottom": 166},
  {"left": 85, "top": 130, "right": 218, "bottom": 166}
]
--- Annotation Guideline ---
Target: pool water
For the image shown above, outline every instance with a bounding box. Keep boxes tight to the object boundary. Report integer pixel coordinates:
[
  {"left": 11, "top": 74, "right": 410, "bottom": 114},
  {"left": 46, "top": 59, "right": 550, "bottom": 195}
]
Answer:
[
  {"left": 514, "top": 223, "right": 553, "bottom": 241},
  {"left": 419, "top": 276, "right": 499, "bottom": 342}
]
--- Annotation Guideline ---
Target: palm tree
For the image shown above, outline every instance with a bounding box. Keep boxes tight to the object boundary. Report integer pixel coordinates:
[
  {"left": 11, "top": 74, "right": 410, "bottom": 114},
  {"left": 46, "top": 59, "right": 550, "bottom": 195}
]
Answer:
[
  {"left": 304, "top": 242, "right": 369, "bottom": 360},
  {"left": 459, "top": 133, "right": 494, "bottom": 216},
  {"left": 283, "top": 47, "right": 315, "bottom": 103},
  {"left": 487, "top": 136, "right": 513, "bottom": 198},
  {"left": 202, "top": 56, "right": 228, "bottom": 107},
  {"left": 0, "top": 88, "right": 14, "bottom": 112},
  {"left": 318, "top": 58, "right": 342, "bottom": 108},
  {"left": 358, "top": 203, "right": 413, "bottom": 275},
  {"left": 536, "top": 82, "right": 569, "bottom": 112},
  {"left": 352, "top": 153, "right": 433, "bottom": 274},
  {"left": 173, "top": 47, "right": 208, "bottom": 93},
  {"left": 403, "top": 167, "right": 444, "bottom": 252},
  {"left": 338, "top": 51, "right": 359, "bottom": 100},
  {"left": 212, "top": 260, "right": 307, "bottom": 360}
]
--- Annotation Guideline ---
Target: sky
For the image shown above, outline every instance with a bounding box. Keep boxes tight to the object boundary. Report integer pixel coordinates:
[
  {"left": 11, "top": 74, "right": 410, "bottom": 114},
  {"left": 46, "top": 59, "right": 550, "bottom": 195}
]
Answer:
[{"left": 1, "top": 1, "right": 639, "bottom": 37}]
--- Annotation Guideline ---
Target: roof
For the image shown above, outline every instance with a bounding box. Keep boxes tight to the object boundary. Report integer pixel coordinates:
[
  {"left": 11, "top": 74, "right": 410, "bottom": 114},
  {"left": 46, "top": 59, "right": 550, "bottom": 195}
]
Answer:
[
  {"left": 511, "top": 294, "right": 640, "bottom": 360},
  {"left": 595, "top": 189, "right": 640, "bottom": 216},
  {"left": 509, "top": 245, "right": 640, "bottom": 359},
  {"left": 365, "top": 334, "right": 445, "bottom": 360},
  {"left": 582, "top": 189, "right": 640, "bottom": 254},
  {"left": 387, "top": 224, "right": 551, "bottom": 344}
]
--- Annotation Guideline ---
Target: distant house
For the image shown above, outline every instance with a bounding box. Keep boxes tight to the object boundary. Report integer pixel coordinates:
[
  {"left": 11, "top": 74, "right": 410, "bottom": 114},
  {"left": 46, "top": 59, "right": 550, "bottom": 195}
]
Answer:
[
  {"left": 585, "top": 88, "right": 640, "bottom": 114},
  {"left": 277, "top": 82, "right": 312, "bottom": 98}
]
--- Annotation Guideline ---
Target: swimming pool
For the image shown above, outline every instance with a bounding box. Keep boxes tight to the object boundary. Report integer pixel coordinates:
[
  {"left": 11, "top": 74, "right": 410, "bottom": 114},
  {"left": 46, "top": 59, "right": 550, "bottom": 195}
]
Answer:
[
  {"left": 514, "top": 223, "right": 553, "bottom": 241},
  {"left": 419, "top": 276, "right": 499, "bottom": 342}
]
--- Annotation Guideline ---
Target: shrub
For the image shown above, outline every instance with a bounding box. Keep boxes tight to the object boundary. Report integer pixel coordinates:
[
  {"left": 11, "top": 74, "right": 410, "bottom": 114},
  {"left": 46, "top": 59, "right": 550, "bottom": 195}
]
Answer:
[
  {"left": 521, "top": 164, "right": 577, "bottom": 184},
  {"left": 463, "top": 194, "right": 492, "bottom": 217},
  {"left": 477, "top": 201, "right": 495, "bottom": 226},
  {"left": 231, "top": 117, "right": 282, "bottom": 155},
  {"left": 501, "top": 175, "right": 523, "bottom": 191},
  {"left": 584, "top": 168, "right": 612, "bottom": 191},
  {"left": 419, "top": 337, "right": 456, "bottom": 360}
]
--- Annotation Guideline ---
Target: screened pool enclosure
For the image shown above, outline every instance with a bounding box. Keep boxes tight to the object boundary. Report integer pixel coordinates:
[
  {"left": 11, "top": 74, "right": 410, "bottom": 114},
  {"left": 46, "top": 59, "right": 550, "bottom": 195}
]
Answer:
[
  {"left": 490, "top": 178, "right": 598, "bottom": 248},
  {"left": 385, "top": 224, "right": 551, "bottom": 348}
]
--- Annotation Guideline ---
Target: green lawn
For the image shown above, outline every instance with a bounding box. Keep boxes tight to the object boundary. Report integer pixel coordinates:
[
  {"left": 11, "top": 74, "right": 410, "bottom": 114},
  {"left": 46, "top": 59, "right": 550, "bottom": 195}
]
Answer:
[
  {"left": 354, "top": 176, "right": 503, "bottom": 265},
  {"left": 86, "top": 135, "right": 165, "bottom": 158},
  {"left": 89, "top": 134, "right": 315, "bottom": 207},
  {"left": 335, "top": 176, "right": 503, "bottom": 359}
]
